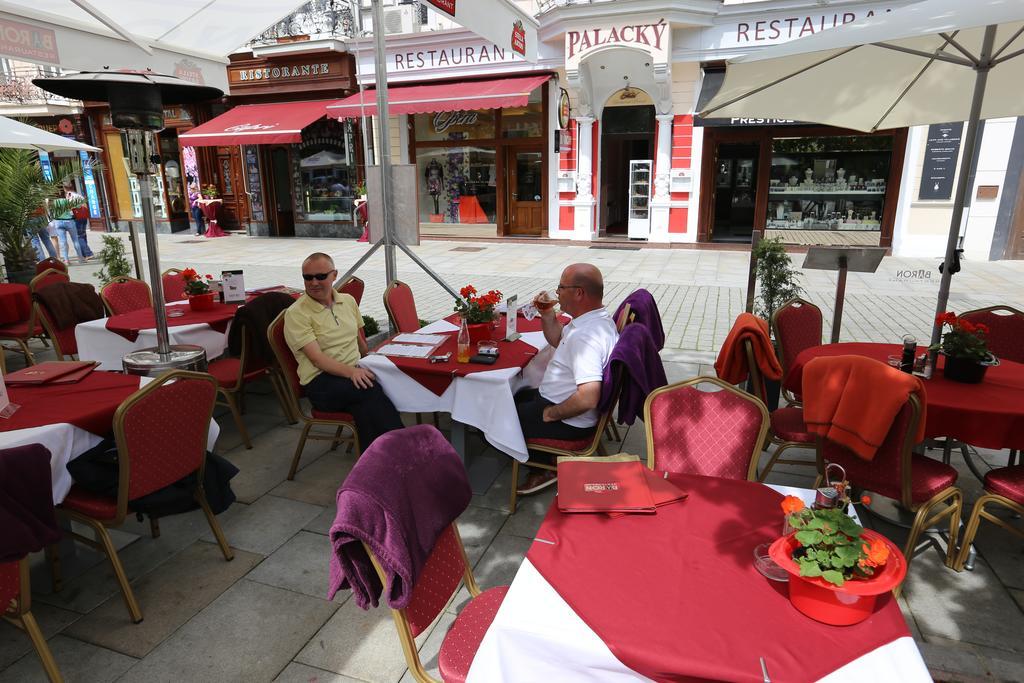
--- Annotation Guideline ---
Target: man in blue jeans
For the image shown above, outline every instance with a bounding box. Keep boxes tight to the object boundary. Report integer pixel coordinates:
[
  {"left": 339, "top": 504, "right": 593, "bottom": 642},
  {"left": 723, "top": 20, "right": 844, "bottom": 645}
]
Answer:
[
  {"left": 67, "top": 185, "right": 94, "bottom": 260},
  {"left": 52, "top": 186, "right": 82, "bottom": 264}
]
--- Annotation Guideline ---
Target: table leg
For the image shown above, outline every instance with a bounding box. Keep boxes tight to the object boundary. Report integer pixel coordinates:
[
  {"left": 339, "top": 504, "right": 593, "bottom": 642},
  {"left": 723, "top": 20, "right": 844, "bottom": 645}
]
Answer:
[{"left": 451, "top": 419, "right": 510, "bottom": 495}]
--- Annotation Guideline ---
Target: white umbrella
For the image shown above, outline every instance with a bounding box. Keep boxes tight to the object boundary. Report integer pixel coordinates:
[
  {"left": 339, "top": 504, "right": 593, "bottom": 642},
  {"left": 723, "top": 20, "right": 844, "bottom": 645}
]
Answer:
[
  {"left": 0, "top": 115, "right": 100, "bottom": 152},
  {"left": 701, "top": 0, "right": 1024, "bottom": 348}
]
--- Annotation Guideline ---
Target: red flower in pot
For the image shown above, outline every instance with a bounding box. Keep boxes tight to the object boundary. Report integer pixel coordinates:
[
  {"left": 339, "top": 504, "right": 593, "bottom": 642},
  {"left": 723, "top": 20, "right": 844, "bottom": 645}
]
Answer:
[
  {"left": 183, "top": 269, "right": 216, "bottom": 311},
  {"left": 454, "top": 284, "right": 503, "bottom": 343}
]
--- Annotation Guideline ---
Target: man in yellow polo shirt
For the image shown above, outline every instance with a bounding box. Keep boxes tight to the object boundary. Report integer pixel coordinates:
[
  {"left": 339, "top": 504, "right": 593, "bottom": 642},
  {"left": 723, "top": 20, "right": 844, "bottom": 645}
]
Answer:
[{"left": 284, "top": 252, "right": 402, "bottom": 447}]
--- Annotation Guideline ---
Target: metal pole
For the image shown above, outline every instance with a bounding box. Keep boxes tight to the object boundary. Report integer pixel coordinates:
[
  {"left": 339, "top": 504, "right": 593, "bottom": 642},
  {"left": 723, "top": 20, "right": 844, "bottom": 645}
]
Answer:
[
  {"left": 831, "top": 256, "right": 848, "bottom": 344},
  {"left": 371, "top": 0, "right": 396, "bottom": 286},
  {"left": 137, "top": 171, "right": 171, "bottom": 356},
  {"left": 745, "top": 229, "right": 762, "bottom": 314},
  {"left": 931, "top": 24, "right": 996, "bottom": 350}
]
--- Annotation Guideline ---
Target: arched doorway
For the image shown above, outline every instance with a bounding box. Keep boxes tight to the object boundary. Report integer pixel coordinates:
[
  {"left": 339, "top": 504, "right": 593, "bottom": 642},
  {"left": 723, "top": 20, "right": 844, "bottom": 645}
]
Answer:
[{"left": 599, "top": 88, "right": 655, "bottom": 236}]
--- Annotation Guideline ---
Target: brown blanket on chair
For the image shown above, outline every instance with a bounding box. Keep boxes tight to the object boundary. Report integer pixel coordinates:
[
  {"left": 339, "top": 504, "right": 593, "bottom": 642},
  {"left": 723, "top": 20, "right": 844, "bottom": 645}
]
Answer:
[
  {"left": 227, "top": 291, "right": 296, "bottom": 366},
  {"left": 34, "top": 282, "right": 104, "bottom": 330}
]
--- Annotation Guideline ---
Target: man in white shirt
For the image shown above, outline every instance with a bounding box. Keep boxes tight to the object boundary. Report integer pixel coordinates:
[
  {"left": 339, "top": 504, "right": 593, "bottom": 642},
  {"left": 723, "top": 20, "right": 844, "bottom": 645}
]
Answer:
[{"left": 515, "top": 263, "right": 618, "bottom": 495}]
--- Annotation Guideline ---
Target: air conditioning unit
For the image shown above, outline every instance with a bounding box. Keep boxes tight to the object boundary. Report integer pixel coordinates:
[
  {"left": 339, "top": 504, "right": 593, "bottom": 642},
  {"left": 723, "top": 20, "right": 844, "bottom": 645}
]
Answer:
[{"left": 381, "top": 6, "right": 415, "bottom": 34}]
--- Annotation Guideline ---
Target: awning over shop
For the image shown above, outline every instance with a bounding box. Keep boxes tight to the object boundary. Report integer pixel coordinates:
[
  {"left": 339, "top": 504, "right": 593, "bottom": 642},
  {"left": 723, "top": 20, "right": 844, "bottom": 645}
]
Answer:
[
  {"left": 327, "top": 75, "right": 550, "bottom": 119},
  {"left": 179, "top": 100, "right": 333, "bottom": 147}
]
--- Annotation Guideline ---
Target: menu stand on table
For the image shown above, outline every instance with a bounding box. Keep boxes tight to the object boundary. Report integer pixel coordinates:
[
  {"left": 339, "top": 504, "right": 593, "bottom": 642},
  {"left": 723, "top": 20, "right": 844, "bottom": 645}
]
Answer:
[{"left": 802, "top": 247, "right": 886, "bottom": 343}]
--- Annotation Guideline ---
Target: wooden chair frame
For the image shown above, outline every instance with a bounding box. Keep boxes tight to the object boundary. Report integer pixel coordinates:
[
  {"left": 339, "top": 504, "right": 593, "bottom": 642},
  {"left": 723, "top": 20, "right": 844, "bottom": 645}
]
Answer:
[
  {"left": 770, "top": 297, "right": 822, "bottom": 407},
  {"left": 954, "top": 491, "right": 1024, "bottom": 571},
  {"left": 509, "top": 366, "right": 624, "bottom": 514},
  {"left": 3, "top": 558, "right": 62, "bottom": 682},
  {"left": 643, "top": 376, "right": 769, "bottom": 481},
  {"left": 0, "top": 268, "right": 65, "bottom": 365},
  {"left": 54, "top": 371, "right": 233, "bottom": 623},
  {"left": 267, "top": 311, "right": 359, "bottom": 480},
  {"left": 361, "top": 524, "right": 481, "bottom": 683},
  {"left": 744, "top": 339, "right": 818, "bottom": 482},
  {"left": 815, "top": 394, "right": 962, "bottom": 588},
  {"left": 99, "top": 276, "right": 153, "bottom": 316},
  {"left": 33, "top": 301, "right": 76, "bottom": 361}
]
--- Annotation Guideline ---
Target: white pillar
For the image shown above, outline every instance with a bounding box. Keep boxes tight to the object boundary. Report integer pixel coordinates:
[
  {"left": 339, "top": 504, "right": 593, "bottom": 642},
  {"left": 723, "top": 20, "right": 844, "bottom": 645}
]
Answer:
[
  {"left": 573, "top": 115, "right": 596, "bottom": 240},
  {"left": 650, "top": 113, "right": 674, "bottom": 242}
]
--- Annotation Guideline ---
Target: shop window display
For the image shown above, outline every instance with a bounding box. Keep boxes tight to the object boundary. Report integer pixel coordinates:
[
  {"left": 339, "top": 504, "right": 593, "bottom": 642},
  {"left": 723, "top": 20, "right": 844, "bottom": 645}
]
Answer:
[
  {"left": 297, "top": 118, "right": 358, "bottom": 222},
  {"left": 501, "top": 87, "right": 543, "bottom": 138},
  {"left": 417, "top": 146, "right": 496, "bottom": 225},
  {"left": 768, "top": 135, "right": 892, "bottom": 232}
]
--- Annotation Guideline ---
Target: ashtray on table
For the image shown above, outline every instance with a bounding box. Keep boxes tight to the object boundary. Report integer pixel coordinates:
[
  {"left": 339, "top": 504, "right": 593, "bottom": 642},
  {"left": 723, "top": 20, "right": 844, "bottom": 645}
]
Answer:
[
  {"left": 167, "top": 309, "right": 186, "bottom": 318},
  {"left": 754, "top": 542, "right": 789, "bottom": 582}
]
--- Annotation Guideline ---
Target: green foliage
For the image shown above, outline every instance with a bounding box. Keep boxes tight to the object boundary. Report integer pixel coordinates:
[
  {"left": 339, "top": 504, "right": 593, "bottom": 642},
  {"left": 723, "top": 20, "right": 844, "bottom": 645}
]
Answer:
[
  {"left": 752, "top": 237, "right": 803, "bottom": 323},
  {"left": 931, "top": 313, "right": 992, "bottom": 363},
  {"left": 93, "top": 235, "right": 133, "bottom": 285},
  {"left": 362, "top": 315, "right": 379, "bottom": 337},
  {"left": 788, "top": 507, "right": 870, "bottom": 587},
  {"left": 418, "top": 318, "right": 429, "bottom": 328}
]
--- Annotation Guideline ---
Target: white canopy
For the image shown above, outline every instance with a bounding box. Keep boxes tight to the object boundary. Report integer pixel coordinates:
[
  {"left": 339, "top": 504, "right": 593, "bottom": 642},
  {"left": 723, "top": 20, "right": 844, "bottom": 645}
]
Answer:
[
  {"left": 702, "top": 0, "right": 1024, "bottom": 132},
  {"left": 0, "top": 1, "right": 314, "bottom": 90},
  {"left": 0, "top": 114, "right": 99, "bottom": 151}
]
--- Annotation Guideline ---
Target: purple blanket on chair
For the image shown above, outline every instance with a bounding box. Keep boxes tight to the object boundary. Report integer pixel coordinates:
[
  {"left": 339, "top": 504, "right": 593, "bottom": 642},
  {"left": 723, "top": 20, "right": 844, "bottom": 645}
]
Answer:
[
  {"left": 599, "top": 324, "right": 668, "bottom": 426},
  {"left": 0, "top": 444, "right": 61, "bottom": 562},
  {"left": 327, "top": 424, "right": 471, "bottom": 609},
  {"left": 614, "top": 288, "right": 665, "bottom": 350}
]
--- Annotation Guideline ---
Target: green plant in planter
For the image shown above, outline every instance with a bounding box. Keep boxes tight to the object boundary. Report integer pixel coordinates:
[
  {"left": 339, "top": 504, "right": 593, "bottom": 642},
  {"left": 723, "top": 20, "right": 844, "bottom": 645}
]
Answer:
[
  {"left": 752, "top": 237, "right": 803, "bottom": 322},
  {"left": 362, "top": 315, "right": 379, "bottom": 337},
  {"left": 785, "top": 505, "right": 890, "bottom": 587},
  {"left": 93, "top": 234, "right": 134, "bottom": 285}
]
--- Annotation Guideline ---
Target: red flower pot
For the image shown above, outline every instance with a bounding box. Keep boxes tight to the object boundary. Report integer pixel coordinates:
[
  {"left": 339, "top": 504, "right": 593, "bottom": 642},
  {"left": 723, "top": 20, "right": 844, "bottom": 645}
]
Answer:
[
  {"left": 466, "top": 321, "right": 493, "bottom": 344},
  {"left": 768, "top": 530, "right": 907, "bottom": 626},
  {"left": 187, "top": 292, "right": 216, "bottom": 311}
]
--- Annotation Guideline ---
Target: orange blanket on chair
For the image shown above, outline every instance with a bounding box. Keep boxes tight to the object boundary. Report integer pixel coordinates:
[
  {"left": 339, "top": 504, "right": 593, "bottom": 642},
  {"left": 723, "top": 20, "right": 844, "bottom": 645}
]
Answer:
[
  {"left": 714, "top": 313, "right": 783, "bottom": 385},
  {"left": 802, "top": 355, "right": 927, "bottom": 461}
]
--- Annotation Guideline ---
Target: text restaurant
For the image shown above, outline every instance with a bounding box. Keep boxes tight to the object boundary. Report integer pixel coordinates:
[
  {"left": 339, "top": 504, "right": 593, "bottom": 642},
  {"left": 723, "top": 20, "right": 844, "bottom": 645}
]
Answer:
[{"left": 179, "top": 50, "right": 362, "bottom": 238}]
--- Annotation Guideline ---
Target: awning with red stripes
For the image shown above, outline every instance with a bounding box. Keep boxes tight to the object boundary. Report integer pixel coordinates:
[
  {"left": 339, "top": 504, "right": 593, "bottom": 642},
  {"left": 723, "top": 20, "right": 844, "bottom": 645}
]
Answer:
[{"left": 179, "top": 100, "right": 333, "bottom": 147}]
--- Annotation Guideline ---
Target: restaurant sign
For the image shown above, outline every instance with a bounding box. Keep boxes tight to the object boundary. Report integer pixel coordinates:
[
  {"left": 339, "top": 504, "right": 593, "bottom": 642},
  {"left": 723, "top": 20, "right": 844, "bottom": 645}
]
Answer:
[
  {"left": 0, "top": 17, "right": 59, "bottom": 63},
  {"left": 236, "top": 63, "right": 332, "bottom": 82},
  {"left": 565, "top": 18, "right": 670, "bottom": 71},
  {"left": 700, "top": 3, "right": 900, "bottom": 50}
]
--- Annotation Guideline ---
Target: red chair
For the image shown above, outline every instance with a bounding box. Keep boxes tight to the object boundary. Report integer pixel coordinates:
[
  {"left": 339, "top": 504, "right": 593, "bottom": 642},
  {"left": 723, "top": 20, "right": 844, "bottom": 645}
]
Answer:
[
  {"left": 643, "top": 376, "right": 769, "bottom": 480},
  {"left": 959, "top": 305, "right": 1024, "bottom": 364},
  {"left": 954, "top": 465, "right": 1024, "bottom": 570},
  {"left": 35, "top": 257, "right": 67, "bottom": 275},
  {"left": 337, "top": 275, "right": 365, "bottom": 306},
  {"left": 365, "top": 523, "right": 508, "bottom": 683},
  {"left": 383, "top": 280, "right": 419, "bottom": 333},
  {"left": 817, "top": 393, "right": 962, "bottom": 584},
  {"left": 771, "top": 297, "right": 823, "bottom": 406},
  {"left": 34, "top": 279, "right": 98, "bottom": 361},
  {"left": 1, "top": 558, "right": 62, "bottom": 682},
  {"left": 161, "top": 268, "right": 187, "bottom": 302},
  {"left": 0, "top": 268, "right": 68, "bottom": 365},
  {"left": 744, "top": 339, "right": 819, "bottom": 482},
  {"left": 55, "top": 371, "right": 233, "bottom": 623},
  {"left": 100, "top": 276, "right": 153, "bottom": 315},
  {"left": 267, "top": 311, "right": 359, "bottom": 480}
]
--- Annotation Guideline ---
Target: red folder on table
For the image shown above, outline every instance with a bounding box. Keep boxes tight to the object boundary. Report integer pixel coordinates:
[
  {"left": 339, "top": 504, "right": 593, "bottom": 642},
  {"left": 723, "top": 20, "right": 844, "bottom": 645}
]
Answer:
[
  {"left": 5, "top": 361, "right": 97, "bottom": 386},
  {"left": 607, "top": 469, "right": 688, "bottom": 518},
  {"left": 557, "top": 455, "right": 656, "bottom": 514}
]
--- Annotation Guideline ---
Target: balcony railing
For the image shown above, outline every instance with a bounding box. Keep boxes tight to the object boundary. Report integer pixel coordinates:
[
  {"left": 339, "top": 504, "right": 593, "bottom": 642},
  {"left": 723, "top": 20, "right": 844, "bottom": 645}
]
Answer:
[
  {"left": 0, "top": 65, "right": 75, "bottom": 106},
  {"left": 248, "top": 0, "right": 357, "bottom": 46}
]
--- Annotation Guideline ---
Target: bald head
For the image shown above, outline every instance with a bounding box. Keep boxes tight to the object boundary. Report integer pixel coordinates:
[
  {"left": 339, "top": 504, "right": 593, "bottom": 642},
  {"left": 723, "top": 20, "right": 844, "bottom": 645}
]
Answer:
[
  {"left": 303, "top": 252, "right": 335, "bottom": 270},
  {"left": 564, "top": 263, "right": 604, "bottom": 301}
]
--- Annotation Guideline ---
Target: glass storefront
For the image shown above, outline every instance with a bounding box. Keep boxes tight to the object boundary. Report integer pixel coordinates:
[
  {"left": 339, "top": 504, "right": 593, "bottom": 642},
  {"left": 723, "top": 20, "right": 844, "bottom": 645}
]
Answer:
[
  {"left": 767, "top": 135, "right": 892, "bottom": 233},
  {"left": 416, "top": 146, "right": 497, "bottom": 225},
  {"left": 296, "top": 118, "right": 358, "bottom": 222}
]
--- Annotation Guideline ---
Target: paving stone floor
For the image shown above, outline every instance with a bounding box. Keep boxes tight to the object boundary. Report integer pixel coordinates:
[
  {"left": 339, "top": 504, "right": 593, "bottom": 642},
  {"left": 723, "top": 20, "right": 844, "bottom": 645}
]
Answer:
[{"left": 3, "top": 234, "right": 1023, "bottom": 681}]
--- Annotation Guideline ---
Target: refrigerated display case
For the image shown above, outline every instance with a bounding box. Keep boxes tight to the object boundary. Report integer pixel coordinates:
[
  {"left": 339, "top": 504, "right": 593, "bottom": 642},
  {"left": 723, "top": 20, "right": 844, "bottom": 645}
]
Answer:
[{"left": 627, "top": 159, "right": 652, "bottom": 239}]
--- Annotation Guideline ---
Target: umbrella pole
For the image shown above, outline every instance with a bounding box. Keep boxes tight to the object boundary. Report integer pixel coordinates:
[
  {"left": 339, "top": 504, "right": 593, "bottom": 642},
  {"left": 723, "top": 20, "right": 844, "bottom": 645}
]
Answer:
[{"left": 931, "top": 25, "right": 996, "bottom": 351}]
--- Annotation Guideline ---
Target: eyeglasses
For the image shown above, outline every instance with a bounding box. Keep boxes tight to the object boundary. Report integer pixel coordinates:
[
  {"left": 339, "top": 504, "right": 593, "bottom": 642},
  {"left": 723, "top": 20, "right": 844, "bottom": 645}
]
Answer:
[
  {"left": 556, "top": 284, "right": 582, "bottom": 291},
  {"left": 302, "top": 271, "right": 335, "bottom": 282}
]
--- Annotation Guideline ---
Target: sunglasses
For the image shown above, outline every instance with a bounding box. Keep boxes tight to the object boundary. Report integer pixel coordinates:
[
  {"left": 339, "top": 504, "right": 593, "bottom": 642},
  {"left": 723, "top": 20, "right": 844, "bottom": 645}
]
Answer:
[{"left": 302, "top": 271, "right": 335, "bottom": 282}]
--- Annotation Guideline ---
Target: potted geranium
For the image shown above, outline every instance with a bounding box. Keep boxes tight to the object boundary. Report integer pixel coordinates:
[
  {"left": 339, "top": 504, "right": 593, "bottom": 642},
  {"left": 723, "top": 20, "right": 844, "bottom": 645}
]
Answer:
[
  {"left": 769, "top": 497, "right": 906, "bottom": 626},
  {"left": 182, "top": 267, "right": 216, "bottom": 311},
  {"left": 201, "top": 185, "right": 219, "bottom": 199},
  {"left": 454, "top": 284, "right": 502, "bottom": 344},
  {"left": 931, "top": 311, "right": 999, "bottom": 383}
]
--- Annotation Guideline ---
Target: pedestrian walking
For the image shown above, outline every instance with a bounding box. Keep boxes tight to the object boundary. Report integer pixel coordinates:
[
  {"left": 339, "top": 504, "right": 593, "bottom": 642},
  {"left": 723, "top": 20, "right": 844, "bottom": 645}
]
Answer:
[
  {"left": 50, "top": 186, "right": 82, "bottom": 264},
  {"left": 66, "top": 184, "right": 94, "bottom": 260},
  {"left": 28, "top": 204, "right": 58, "bottom": 261},
  {"left": 188, "top": 180, "right": 205, "bottom": 235}
]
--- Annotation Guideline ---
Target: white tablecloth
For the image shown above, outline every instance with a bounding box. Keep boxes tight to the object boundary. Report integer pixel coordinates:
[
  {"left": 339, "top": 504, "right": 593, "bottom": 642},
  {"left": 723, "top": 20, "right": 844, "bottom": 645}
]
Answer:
[
  {"left": 0, "top": 376, "right": 221, "bottom": 504},
  {"left": 466, "top": 485, "right": 930, "bottom": 682},
  {"left": 360, "top": 326, "right": 550, "bottom": 462},
  {"left": 75, "top": 313, "right": 231, "bottom": 371}
]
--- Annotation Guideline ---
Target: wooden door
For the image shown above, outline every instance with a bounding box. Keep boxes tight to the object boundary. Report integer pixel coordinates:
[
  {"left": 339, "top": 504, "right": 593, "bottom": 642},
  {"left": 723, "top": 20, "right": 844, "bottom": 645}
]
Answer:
[
  {"left": 266, "top": 146, "right": 295, "bottom": 237},
  {"left": 506, "top": 147, "right": 544, "bottom": 235},
  {"left": 215, "top": 148, "right": 245, "bottom": 229}
]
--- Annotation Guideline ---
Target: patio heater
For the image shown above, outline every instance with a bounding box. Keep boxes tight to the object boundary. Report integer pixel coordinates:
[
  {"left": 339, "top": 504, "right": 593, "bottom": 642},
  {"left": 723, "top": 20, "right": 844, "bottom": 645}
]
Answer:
[{"left": 34, "top": 69, "right": 223, "bottom": 375}]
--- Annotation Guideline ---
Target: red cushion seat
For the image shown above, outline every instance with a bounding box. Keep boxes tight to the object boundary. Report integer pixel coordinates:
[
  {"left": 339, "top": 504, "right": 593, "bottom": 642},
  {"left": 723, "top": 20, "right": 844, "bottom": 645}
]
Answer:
[
  {"left": 984, "top": 465, "right": 1024, "bottom": 504},
  {"left": 840, "top": 454, "right": 958, "bottom": 504},
  {"left": 438, "top": 585, "right": 509, "bottom": 683},
  {"left": 206, "top": 357, "right": 268, "bottom": 389},
  {"left": 0, "top": 561, "right": 19, "bottom": 606},
  {"left": 60, "top": 486, "right": 118, "bottom": 521},
  {"left": 527, "top": 435, "right": 594, "bottom": 451},
  {"left": 0, "top": 320, "right": 43, "bottom": 337},
  {"left": 770, "top": 407, "right": 815, "bottom": 443},
  {"left": 310, "top": 408, "right": 355, "bottom": 422}
]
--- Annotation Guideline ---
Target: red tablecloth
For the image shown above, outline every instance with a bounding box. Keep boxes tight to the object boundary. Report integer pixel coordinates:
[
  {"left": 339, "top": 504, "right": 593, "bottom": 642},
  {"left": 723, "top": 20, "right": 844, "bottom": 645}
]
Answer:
[
  {"left": 2, "top": 371, "right": 140, "bottom": 435},
  {"left": 786, "top": 343, "right": 1024, "bottom": 450},
  {"left": 104, "top": 303, "right": 237, "bottom": 342},
  {"left": 0, "top": 283, "right": 31, "bottom": 326},
  {"left": 198, "top": 199, "right": 227, "bottom": 238},
  {"left": 383, "top": 313, "right": 544, "bottom": 396},
  {"left": 527, "top": 473, "right": 910, "bottom": 682}
]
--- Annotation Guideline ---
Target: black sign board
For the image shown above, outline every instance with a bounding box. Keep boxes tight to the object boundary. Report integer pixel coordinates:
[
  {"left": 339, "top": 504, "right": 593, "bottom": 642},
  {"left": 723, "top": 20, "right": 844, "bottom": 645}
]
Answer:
[{"left": 918, "top": 122, "right": 963, "bottom": 200}]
